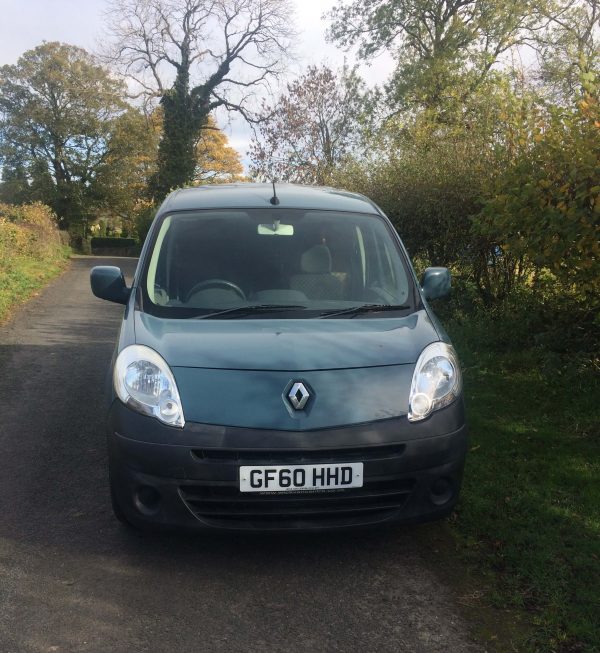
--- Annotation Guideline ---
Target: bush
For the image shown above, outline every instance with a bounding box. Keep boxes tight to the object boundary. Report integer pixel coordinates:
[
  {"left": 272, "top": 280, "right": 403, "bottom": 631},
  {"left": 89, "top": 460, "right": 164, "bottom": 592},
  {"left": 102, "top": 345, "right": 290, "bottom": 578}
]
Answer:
[
  {"left": 0, "top": 201, "right": 58, "bottom": 229},
  {"left": 474, "top": 80, "right": 600, "bottom": 308},
  {"left": 436, "top": 275, "right": 599, "bottom": 370},
  {"left": 332, "top": 135, "right": 484, "bottom": 268},
  {"left": 0, "top": 202, "right": 62, "bottom": 260}
]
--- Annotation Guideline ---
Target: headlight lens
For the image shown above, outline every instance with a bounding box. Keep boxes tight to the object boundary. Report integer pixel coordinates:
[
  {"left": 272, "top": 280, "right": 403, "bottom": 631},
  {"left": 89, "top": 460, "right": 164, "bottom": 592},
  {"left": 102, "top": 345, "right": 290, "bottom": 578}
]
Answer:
[
  {"left": 408, "top": 342, "right": 461, "bottom": 422},
  {"left": 114, "top": 345, "right": 185, "bottom": 427}
]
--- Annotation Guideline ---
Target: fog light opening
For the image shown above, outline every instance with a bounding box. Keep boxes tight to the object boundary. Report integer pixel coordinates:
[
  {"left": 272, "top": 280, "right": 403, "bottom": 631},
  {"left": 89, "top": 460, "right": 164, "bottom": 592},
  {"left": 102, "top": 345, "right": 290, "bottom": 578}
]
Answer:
[
  {"left": 430, "top": 478, "right": 453, "bottom": 506},
  {"left": 134, "top": 485, "right": 161, "bottom": 514}
]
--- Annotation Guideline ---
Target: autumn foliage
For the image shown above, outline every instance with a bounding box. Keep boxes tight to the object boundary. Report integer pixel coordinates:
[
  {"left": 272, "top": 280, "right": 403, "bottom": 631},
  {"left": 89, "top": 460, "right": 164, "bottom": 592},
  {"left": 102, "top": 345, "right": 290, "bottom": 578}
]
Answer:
[
  {"left": 0, "top": 202, "right": 62, "bottom": 260},
  {"left": 477, "top": 80, "right": 600, "bottom": 301}
]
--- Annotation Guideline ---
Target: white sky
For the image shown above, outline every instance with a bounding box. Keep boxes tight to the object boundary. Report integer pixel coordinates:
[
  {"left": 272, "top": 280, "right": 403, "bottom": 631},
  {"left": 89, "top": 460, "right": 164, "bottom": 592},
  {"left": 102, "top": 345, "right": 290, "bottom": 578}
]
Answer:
[{"left": 0, "top": 0, "right": 395, "bottom": 164}]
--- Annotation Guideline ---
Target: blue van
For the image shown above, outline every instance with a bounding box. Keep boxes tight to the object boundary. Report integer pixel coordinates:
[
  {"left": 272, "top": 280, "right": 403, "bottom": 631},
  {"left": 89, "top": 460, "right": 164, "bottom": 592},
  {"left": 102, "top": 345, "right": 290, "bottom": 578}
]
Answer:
[{"left": 91, "top": 183, "right": 467, "bottom": 531}]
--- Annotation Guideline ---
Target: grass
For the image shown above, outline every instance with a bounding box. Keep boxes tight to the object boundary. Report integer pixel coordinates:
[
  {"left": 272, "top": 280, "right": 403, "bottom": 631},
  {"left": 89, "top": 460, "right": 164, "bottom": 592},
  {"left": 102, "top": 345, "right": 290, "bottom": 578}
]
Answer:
[
  {"left": 445, "top": 315, "right": 600, "bottom": 652},
  {"left": 1, "top": 249, "right": 596, "bottom": 649},
  {"left": 0, "top": 250, "right": 70, "bottom": 322}
]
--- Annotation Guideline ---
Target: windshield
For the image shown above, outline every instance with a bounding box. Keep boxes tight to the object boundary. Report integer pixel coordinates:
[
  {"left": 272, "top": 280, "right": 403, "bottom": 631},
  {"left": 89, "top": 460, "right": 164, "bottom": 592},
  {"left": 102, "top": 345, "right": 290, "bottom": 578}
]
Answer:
[{"left": 141, "top": 209, "right": 413, "bottom": 318}]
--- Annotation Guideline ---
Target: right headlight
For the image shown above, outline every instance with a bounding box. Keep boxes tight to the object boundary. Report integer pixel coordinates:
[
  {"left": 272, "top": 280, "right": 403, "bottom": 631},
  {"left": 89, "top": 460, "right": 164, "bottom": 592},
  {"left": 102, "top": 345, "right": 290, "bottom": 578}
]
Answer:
[
  {"left": 113, "top": 344, "right": 185, "bottom": 428},
  {"left": 408, "top": 342, "right": 462, "bottom": 422}
]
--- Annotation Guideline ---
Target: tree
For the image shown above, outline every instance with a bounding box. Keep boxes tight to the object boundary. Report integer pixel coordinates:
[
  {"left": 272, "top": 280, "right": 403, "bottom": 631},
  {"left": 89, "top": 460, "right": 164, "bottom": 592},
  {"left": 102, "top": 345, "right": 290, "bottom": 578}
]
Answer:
[
  {"left": 93, "top": 108, "right": 161, "bottom": 218},
  {"left": 0, "top": 42, "right": 129, "bottom": 228},
  {"left": 0, "top": 163, "right": 30, "bottom": 205},
  {"left": 130, "top": 112, "right": 245, "bottom": 241},
  {"left": 249, "top": 65, "right": 366, "bottom": 184},
  {"left": 327, "top": 0, "right": 541, "bottom": 111},
  {"left": 195, "top": 116, "right": 245, "bottom": 183},
  {"left": 535, "top": 0, "right": 600, "bottom": 101},
  {"left": 105, "top": 0, "right": 294, "bottom": 200}
]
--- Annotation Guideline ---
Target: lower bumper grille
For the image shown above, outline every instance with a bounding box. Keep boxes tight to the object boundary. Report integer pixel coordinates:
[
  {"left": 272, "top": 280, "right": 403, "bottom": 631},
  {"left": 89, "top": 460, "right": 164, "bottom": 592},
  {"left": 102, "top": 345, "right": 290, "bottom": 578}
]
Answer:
[{"left": 179, "top": 478, "right": 415, "bottom": 528}]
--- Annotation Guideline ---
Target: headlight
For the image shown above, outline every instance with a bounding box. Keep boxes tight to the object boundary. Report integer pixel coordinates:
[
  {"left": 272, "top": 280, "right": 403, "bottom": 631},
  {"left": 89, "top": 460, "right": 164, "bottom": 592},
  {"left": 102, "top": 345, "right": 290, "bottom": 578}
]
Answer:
[
  {"left": 114, "top": 345, "right": 185, "bottom": 427},
  {"left": 408, "top": 342, "right": 461, "bottom": 422}
]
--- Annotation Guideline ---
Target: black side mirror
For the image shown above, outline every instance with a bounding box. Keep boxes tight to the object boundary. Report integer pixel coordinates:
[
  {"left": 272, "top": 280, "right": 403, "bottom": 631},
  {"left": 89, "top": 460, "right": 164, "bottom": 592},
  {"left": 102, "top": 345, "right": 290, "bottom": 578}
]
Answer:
[
  {"left": 421, "top": 267, "right": 451, "bottom": 301},
  {"left": 90, "top": 266, "right": 131, "bottom": 305}
]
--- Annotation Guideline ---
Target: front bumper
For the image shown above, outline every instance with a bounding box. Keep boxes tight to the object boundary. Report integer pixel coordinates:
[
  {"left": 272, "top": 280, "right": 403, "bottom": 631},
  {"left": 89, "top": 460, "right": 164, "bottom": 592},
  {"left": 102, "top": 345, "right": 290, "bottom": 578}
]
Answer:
[{"left": 108, "top": 400, "right": 468, "bottom": 531}]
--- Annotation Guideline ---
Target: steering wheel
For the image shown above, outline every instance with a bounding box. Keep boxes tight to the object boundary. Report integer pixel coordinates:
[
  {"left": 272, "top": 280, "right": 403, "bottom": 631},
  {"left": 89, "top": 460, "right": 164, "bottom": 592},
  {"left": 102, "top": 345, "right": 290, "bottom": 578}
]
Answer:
[{"left": 185, "top": 279, "right": 246, "bottom": 302}]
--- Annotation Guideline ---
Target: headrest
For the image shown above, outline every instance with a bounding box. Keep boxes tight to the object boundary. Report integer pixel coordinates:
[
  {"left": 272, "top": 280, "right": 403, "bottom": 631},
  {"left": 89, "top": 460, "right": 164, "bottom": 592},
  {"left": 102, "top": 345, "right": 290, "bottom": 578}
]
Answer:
[{"left": 301, "top": 245, "right": 332, "bottom": 274}]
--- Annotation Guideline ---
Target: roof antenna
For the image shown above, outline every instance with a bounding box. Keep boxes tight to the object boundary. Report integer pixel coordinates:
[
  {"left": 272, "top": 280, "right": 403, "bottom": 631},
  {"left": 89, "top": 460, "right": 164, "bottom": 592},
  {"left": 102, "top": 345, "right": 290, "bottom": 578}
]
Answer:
[{"left": 270, "top": 180, "right": 280, "bottom": 206}]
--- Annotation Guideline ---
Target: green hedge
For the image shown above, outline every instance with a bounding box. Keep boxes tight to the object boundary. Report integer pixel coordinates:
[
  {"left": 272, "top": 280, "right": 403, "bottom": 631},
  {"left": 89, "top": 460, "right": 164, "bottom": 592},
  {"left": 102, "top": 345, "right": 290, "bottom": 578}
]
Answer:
[
  {"left": 0, "top": 202, "right": 69, "bottom": 321},
  {"left": 0, "top": 202, "right": 62, "bottom": 260},
  {"left": 90, "top": 237, "right": 137, "bottom": 249}
]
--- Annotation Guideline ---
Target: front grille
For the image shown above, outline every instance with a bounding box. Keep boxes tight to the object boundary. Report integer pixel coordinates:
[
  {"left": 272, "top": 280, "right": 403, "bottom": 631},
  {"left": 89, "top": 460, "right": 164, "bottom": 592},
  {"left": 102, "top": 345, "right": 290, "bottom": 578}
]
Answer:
[
  {"left": 191, "top": 443, "right": 406, "bottom": 465},
  {"left": 179, "top": 478, "right": 415, "bottom": 529}
]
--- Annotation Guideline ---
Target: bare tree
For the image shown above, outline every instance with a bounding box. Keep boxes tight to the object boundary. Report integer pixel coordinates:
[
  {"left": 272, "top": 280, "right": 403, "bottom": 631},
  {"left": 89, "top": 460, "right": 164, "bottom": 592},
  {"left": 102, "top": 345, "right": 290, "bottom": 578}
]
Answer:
[
  {"left": 249, "top": 65, "right": 366, "bottom": 185},
  {"left": 105, "top": 0, "right": 294, "bottom": 199}
]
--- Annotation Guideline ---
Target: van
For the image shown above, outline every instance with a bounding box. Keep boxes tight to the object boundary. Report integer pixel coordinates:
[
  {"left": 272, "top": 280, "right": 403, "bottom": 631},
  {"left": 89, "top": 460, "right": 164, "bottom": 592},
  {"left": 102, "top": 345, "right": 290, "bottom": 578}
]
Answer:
[{"left": 91, "top": 183, "right": 467, "bottom": 530}]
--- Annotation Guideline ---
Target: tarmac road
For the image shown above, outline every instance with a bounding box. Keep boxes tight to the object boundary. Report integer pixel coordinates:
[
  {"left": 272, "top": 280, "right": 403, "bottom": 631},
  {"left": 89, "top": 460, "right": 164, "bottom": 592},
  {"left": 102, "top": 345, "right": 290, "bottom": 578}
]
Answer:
[{"left": 0, "top": 257, "right": 481, "bottom": 653}]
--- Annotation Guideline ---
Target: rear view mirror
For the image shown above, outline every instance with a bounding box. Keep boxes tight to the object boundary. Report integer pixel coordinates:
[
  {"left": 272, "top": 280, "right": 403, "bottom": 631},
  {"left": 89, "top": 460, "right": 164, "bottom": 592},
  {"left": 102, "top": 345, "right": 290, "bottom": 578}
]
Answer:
[
  {"left": 90, "top": 266, "right": 131, "bottom": 305},
  {"left": 258, "top": 220, "right": 294, "bottom": 236},
  {"left": 421, "top": 267, "right": 451, "bottom": 301}
]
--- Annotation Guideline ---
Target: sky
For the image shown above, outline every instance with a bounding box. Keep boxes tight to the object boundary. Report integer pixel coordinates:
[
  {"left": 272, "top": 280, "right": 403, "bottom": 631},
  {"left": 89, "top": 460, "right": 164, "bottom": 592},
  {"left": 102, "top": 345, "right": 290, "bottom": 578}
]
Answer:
[{"left": 0, "top": 0, "right": 395, "bottom": 163}]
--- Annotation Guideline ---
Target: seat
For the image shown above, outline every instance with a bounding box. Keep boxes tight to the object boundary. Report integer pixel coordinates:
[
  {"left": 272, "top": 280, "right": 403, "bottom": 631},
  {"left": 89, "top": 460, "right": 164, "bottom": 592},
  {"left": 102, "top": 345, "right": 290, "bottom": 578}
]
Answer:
[{"left": 290, "top": 244, "right": 344, "bottom": 300}]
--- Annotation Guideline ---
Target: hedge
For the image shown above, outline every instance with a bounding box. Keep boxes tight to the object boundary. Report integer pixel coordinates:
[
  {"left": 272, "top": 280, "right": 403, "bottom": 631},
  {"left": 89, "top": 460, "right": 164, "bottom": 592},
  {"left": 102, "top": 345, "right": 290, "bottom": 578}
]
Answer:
[
  {"left": 0, "top": 202, "right": 62, "bottom": 260},
  {"left": 90, "top": 237, "right": 137, "bottom": 249}
]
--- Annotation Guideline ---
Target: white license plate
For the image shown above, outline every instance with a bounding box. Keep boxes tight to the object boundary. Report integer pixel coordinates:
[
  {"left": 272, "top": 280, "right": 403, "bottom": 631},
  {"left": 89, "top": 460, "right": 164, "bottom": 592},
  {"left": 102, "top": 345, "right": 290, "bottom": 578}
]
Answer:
[{"left": 239, "top": 463, "right": 364, "bottom": 493}]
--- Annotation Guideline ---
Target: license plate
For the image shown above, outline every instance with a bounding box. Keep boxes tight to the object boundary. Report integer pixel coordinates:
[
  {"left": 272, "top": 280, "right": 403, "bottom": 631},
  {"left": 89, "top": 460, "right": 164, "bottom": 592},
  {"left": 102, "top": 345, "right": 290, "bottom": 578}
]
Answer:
[{"left": 239, "top": 463, "right": 364, "bottom": 493}]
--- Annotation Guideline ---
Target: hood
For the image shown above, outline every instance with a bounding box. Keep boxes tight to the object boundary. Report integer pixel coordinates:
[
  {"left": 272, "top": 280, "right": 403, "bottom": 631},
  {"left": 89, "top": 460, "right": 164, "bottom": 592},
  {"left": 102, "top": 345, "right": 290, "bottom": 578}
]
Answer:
[{"left": 133, "top": 309, "right": 439, "bottom": 371}]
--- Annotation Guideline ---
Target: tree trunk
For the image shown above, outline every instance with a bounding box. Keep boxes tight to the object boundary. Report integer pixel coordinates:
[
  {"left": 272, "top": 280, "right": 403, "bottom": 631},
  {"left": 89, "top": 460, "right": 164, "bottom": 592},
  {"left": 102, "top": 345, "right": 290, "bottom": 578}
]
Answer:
[{"left": 150, "top": 65, "right": 207, "bottom": 200}]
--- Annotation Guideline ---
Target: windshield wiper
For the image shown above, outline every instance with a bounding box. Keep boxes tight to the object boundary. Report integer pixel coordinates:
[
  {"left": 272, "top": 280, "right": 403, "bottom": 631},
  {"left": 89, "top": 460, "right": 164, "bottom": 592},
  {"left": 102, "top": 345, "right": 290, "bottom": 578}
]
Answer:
[
  {"left": 193, "top": 304, "right": 307, "bottom": 319},
  {"left": 318, "top": 304, "right": 411, "bottom": 319}
]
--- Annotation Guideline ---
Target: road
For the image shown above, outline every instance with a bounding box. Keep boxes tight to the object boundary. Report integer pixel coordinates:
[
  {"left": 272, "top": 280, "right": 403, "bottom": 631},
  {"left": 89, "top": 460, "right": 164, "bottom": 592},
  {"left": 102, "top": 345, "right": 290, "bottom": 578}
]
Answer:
[{"left": 0, "top": 257, "right": 480, "bottom": 653}]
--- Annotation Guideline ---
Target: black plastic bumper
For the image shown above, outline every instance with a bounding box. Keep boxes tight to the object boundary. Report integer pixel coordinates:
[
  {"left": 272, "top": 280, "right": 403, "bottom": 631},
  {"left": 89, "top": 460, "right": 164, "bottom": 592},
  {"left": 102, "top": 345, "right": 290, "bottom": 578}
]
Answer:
[{"left": 108, "top": 400, "right": 468, "bottom": 531}]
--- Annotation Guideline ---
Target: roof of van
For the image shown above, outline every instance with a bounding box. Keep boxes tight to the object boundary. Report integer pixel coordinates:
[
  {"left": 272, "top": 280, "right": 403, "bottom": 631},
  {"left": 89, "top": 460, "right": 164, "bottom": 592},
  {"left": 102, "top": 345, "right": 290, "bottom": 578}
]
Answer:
[{"left": 158, "top": 183, "right": 381, "bottom": 215}]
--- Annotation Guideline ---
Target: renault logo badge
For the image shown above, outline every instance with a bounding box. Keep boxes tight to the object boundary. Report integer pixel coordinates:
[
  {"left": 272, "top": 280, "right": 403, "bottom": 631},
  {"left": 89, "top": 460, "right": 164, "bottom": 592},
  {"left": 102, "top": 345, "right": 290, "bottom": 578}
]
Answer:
[{"left": 288, "top": 382, "right": 310, "bottom": 410}]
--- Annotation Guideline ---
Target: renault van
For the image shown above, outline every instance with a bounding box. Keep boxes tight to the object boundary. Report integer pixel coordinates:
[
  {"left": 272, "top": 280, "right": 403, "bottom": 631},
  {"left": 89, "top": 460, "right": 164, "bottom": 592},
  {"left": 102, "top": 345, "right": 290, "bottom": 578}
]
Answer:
[{"left": 91, "top": 183, "right": 467, "bottom": 531}]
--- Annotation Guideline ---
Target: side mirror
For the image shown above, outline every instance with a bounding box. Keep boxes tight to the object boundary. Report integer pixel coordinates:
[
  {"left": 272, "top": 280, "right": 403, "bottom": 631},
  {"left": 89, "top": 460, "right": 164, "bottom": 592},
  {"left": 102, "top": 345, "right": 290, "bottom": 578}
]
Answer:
[
  {"left": 421, "top": 267, "right": 451, "bottom": 301},
  {"left": 90, "top": 266, "right": 130, "bottom": 305}
]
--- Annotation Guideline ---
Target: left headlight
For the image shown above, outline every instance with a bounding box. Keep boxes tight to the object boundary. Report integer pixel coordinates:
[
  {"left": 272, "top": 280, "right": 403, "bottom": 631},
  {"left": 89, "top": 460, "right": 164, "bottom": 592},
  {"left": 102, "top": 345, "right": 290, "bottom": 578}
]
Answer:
[
  {"left": 408, "top": 342, "right": 461, "bottom": 422},
  {"left": 114, "top": 344, "right": 185, "bottom": 428}
]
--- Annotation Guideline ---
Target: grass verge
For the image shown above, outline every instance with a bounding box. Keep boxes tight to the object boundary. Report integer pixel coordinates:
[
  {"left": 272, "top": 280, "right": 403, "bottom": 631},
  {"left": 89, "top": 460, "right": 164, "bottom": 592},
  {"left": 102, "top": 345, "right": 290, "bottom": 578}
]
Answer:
[
  {"left": 446, "top": 318, "right": 599, "bottom": 652},
  {"left": 0, "top": 250, "right": 70, "bottom": 323}
]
